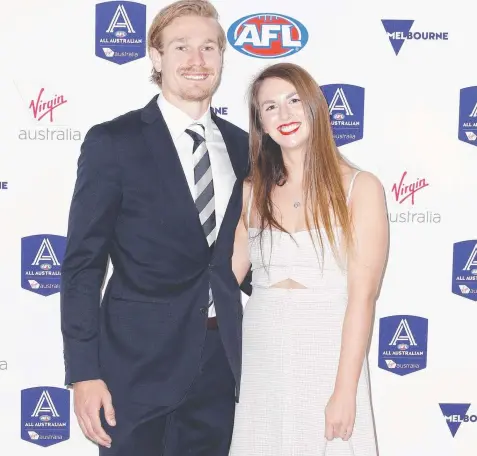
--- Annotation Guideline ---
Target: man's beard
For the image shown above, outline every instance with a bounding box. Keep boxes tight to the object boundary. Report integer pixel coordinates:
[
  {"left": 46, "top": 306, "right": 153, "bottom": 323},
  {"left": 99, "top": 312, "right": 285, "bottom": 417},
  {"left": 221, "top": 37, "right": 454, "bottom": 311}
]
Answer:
[
  {"left": 179, "top": 85, "right": 214, "bottom": 102},
  {"left": 178, "top": 66, "right": 222, "bottom": 101}
]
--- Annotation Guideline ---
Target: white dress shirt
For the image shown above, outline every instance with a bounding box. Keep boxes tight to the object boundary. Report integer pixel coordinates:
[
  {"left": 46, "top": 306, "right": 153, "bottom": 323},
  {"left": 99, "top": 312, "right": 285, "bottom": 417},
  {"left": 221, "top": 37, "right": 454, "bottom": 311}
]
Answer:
[{"left": 157, "top": 93, "right": 236, "bottom": 318}]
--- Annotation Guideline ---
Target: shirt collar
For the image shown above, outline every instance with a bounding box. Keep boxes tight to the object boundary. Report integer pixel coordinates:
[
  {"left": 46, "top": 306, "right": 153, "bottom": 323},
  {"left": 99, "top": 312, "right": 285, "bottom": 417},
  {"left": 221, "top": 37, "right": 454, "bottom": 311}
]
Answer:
[{"left": 158, "top": 92, "right": 213, "bottom": 141}]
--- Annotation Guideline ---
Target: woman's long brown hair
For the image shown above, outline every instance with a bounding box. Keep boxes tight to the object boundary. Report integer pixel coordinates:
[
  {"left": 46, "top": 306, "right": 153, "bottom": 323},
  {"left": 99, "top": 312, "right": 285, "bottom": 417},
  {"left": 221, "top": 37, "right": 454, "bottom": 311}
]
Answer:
[{"left": 248, "top": 63, "right": 353, "bottom": 260}]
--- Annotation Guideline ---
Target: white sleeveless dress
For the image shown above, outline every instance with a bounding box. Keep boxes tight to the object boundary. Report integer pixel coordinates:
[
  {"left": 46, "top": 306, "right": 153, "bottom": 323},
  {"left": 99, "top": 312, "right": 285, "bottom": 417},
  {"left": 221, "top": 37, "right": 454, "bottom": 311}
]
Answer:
[{"left": 229, "top": 172, "right": 378, "bottom": 456}]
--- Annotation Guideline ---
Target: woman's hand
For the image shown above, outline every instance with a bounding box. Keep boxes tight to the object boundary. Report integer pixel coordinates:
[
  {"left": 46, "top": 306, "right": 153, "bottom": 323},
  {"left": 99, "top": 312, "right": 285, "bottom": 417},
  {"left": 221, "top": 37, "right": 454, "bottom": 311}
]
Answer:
[{"left": 324, "top": 390, "right": 356, "bottom": 441}]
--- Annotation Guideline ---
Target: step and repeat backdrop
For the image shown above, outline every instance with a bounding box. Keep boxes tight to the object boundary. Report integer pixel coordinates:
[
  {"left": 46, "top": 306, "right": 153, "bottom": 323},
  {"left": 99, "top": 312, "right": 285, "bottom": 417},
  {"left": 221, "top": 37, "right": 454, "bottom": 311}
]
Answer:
[{"left": 1, "top": 0, "right": 476, "bottom": 455}]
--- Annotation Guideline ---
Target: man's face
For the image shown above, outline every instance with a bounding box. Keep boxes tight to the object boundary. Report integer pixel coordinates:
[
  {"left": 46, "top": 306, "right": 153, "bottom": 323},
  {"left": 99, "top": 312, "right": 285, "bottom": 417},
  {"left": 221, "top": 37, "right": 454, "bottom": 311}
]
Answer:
[{"left": 152, "top": 15, "right": 223, "bottom": 102}]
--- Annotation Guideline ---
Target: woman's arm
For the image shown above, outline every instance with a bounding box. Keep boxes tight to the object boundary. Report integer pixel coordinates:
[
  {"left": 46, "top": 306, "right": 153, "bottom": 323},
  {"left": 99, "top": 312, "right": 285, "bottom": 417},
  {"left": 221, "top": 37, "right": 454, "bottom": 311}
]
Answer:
[
  {"left": 232, "top": 181, "right": 252, "bottom": 286},
  {"left": 326, "top": 171, "right": 389, "bottom": 440}
]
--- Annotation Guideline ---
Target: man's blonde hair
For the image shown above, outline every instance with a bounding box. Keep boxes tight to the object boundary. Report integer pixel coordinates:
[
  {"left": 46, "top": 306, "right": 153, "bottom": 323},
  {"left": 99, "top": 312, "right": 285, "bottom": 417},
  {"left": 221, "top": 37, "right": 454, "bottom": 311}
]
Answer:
[{"left": 147, "top": 0, "right": 226, "bottom": 87}]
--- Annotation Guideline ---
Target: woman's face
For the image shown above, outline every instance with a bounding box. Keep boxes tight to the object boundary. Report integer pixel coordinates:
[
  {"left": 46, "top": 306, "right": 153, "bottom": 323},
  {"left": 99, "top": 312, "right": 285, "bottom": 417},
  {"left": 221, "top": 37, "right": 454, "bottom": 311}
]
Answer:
[{"left": 257, "top": 77, "right": 309, "bottom": 154}]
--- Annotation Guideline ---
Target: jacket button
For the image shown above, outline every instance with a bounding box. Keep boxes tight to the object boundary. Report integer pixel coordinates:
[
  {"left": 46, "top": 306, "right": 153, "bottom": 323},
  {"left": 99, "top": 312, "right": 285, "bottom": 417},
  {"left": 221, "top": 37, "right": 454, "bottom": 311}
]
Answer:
[{"left": 200, "top": 307, "right": 207, "bottom": 314}]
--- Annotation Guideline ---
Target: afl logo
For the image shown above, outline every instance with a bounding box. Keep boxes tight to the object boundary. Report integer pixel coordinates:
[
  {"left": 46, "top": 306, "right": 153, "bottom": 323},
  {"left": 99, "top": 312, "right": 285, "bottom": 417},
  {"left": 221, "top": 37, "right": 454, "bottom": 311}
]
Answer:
[
  {"left": 40, "top": 264, "right": 51, "bottom": 270},
  {"left": 227, "top": 13, "right": 308, "bottom": 59},
  {"left": 397, "top": 344, "right": 409, "bottom": 351},
  {"left": 333, "top": 113, "right": 345, "bottom": 120}
]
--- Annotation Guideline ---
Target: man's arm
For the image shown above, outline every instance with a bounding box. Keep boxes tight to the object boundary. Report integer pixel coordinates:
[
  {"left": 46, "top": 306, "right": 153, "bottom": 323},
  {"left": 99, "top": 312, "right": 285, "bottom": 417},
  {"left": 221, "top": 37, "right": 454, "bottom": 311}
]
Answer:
[
  {"left": 239, "top": 268, "right": 252, "bottom": 296},
  {"left": 61, "top": 124, "right": 122, "bottom": 385}
]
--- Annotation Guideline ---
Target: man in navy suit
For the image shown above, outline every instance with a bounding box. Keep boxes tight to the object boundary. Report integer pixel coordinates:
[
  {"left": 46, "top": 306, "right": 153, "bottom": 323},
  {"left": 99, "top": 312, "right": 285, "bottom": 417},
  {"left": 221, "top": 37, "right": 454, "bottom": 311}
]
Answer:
[{"left": 60, "top": 1, "right": 250, "bottom": 455}]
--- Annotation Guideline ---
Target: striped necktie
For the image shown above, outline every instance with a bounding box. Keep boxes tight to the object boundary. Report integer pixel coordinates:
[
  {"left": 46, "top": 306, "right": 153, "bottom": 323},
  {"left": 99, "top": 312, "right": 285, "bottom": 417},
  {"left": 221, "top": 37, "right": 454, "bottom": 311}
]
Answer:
[
  {"left": 185, "top": 123, "right": 215, "bottom": 307},
  {"left": 185, "top": 123, "right": 216, "bottom": 248}
]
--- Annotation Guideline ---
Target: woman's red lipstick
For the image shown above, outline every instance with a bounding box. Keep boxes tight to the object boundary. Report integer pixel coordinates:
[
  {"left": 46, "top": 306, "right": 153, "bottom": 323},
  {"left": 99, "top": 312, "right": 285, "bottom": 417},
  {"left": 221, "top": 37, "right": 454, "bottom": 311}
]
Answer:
[{"left": 277, "top": 122, "right": 301, "bottom": 135}]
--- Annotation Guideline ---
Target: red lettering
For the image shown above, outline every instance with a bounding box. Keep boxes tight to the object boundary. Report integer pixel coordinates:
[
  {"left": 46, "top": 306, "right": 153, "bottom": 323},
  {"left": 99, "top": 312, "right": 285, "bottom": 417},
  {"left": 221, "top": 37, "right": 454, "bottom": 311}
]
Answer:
[
  {"left": 29, "top": 88, "right": 67, "bottom": 122},
  {"left": 391, "top": 171, "right": 429, "bottom": 205}
]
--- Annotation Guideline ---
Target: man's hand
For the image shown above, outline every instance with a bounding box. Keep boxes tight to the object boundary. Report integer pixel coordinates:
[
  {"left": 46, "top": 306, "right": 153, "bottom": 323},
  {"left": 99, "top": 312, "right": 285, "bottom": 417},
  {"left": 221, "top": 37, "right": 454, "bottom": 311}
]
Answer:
[{"left": 73, "top": 379, "right": 116, "bottom": 448}]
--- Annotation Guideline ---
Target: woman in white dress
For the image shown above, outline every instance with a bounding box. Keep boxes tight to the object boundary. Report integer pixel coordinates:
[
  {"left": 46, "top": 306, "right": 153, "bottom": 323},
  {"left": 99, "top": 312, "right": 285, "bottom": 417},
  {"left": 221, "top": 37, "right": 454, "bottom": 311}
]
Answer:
[{"left": 229, "top": 63, "right": 389, "bottom": 456}]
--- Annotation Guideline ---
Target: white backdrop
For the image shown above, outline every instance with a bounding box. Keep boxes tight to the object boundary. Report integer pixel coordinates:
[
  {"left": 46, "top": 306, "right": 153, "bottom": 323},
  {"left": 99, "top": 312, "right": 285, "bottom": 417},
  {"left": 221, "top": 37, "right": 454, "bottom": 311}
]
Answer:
[{"left": 1, "top": 0, "right": 477, "bottom": 455}]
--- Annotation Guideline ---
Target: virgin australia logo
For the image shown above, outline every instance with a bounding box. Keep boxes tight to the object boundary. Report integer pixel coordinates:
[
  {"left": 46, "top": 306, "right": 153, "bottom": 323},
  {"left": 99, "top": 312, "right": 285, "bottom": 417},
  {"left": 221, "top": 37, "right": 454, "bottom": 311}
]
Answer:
[
  {"left": 391, "top": 171, "right": 429, "bottom": 204},
  {"left": 388, "top": 171, "right": 441, "bottom": 224},
  {"left": 17, "top": 87, "right": 82, "bottom": 141},
  {"left": 29, "top": 88, "right": 67, "bottom": 122}
]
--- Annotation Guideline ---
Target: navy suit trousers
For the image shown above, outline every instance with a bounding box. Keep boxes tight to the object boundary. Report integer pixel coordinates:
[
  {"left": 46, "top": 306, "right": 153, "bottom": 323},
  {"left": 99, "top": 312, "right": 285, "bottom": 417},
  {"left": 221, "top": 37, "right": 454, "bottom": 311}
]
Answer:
[{"left": 99, "top": 329, "right": 235, "bottom": 456}]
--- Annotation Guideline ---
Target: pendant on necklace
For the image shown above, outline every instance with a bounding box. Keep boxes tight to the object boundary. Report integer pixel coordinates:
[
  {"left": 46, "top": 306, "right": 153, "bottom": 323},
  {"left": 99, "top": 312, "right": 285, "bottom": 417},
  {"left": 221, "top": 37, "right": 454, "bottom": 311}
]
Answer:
[{"left": 293, "top": 201, "right": 301, "bottom": 208}]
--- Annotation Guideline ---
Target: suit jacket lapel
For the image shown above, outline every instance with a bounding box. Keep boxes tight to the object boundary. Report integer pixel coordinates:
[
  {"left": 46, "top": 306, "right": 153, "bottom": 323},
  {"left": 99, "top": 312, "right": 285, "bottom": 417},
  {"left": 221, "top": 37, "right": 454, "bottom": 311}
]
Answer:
[
  {"left": 211, "top": 112, "right": 247, "bottom": 248},
  {"left": 141, "top": 96, "right": 208, "bottom": 251}
]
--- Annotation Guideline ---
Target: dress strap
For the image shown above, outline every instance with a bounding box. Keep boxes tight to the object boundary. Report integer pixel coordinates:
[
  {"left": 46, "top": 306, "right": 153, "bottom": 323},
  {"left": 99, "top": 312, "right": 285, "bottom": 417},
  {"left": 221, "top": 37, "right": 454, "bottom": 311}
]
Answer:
[
  {"left": 346, "top": 170, "right": 361, "bottom": 205},
  {"left": 246, "top": 185, "right": 253, "bottom": 229}
]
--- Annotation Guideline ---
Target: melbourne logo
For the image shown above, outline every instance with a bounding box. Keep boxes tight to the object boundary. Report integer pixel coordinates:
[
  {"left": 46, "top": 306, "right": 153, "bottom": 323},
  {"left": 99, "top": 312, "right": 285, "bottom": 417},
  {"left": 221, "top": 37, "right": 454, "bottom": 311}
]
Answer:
[
  {"left": 439, "top": 403, "right": 477, "bottom": 437},
  {"left": 17, "top": 86, "right": 82, "bottom": 141},
  {"left": 452, "top": 240, "right": 477, "bottom": 301},
  {"left": 21, "top": 235, "right": 66, "bottom": 297},
  {"left": 321, "top": 84, "right": 365, "bottom": 147},
  {"left": 378, "top": 315, "right": 428, "bottom": 376},
  {"left": 458, "top": 87, "right": 477, "bottom": 147},
  {"left": 227, "top": 13, "right": 308, "bottom": 58},
  {"left": 211, "top": 106, "right": 229, "bottom": 116},
  {"left": 388, "top": 171, "right": 440, "bottom": 224},
  {"left": 21, "top": 387, "right": 70, "bottom": 447},
  {"left": 381, "top": 20, "right": 449, "bottom": 55},
  {"left": 96, "top": 1, "right": 146, "bottom": 65}
]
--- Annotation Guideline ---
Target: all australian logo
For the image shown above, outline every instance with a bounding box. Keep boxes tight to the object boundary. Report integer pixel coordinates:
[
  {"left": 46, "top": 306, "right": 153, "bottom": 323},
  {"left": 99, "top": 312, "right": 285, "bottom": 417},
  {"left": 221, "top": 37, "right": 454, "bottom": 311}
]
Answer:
[
  {"left": 21, "top": 387, "right": 70, "bottom": 447},
  {"left": 95, "top": 1, "right": 147, "bottom": 65},
  {"left": 458, "top": 86, "right": 477, "bottom": 147},
  {"left": 321, "top": 84, "right": 365, "bottom": 147},
  {"left": 452, "top": 240, "right": 477, "bottom": 301},
  {"left": 21, "top": 235, "right": 66, "bottom": 297},
  {"left": 378, "top": 315, "right": 428, "bottom": 376}
]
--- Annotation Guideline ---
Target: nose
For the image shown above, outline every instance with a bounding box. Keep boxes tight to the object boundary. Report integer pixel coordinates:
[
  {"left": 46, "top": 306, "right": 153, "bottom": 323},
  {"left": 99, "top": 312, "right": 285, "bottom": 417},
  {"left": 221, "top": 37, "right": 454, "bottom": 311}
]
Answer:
[
  {"left": 278, "top": 103, "right": 291, "bottom": 121},
  {"left": 188, "top": 48, "right": 205, "bottom": 67}
]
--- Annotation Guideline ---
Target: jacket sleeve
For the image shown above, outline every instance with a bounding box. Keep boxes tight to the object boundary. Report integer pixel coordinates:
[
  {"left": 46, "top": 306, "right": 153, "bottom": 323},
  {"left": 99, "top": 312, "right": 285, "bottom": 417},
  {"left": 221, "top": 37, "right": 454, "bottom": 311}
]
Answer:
[
  {"left": 240, "top": 267, "right": 252, "bottom": 296},
  {"left": 239, "top": 131, "right": 252, "bottom": 297},
  {"left": 60, "top": 125, "right": 122, "bottom": 385}
]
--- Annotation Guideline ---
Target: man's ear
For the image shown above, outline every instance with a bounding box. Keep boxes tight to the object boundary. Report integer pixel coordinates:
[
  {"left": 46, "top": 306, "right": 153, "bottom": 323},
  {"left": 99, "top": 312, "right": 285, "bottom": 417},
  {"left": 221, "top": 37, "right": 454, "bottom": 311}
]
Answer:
[{"left": 150, "top": 47, "right": 162, "bottom": 72}]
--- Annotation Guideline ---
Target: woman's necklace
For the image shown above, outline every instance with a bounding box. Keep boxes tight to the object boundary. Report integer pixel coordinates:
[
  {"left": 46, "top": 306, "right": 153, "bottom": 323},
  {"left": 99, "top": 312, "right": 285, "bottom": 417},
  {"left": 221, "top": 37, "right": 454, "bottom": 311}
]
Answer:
[{"left": 284, "top": 179, "right": 302, "bottom": 208}]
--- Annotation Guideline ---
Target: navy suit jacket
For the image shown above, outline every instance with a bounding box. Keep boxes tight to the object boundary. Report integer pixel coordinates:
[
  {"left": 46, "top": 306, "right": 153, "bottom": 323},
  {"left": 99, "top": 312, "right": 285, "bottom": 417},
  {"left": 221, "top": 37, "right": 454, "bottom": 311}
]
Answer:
[{"left": 60, "top": 95, "right": 249, "bottom": 411}]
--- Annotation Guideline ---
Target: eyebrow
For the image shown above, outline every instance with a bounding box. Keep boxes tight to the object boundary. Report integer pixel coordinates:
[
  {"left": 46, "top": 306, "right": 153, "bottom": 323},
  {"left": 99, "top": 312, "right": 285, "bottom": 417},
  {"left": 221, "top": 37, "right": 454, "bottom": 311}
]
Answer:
[
  {"left": 261, "top": 91, "right": 298, "bottom": 107},
  {"left": 168, "top": 37, "right": 219, "bottom": 46}
]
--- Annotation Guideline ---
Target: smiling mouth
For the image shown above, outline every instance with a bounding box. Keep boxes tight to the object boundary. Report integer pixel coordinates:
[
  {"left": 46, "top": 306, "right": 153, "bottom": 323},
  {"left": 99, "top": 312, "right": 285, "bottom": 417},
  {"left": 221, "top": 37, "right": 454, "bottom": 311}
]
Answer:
[
  {"left": 277, "top": 122, "right": 301, "bottom": 135},
  {"left": 182, "top": 73, "right": 210, "bottom": 81}
]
